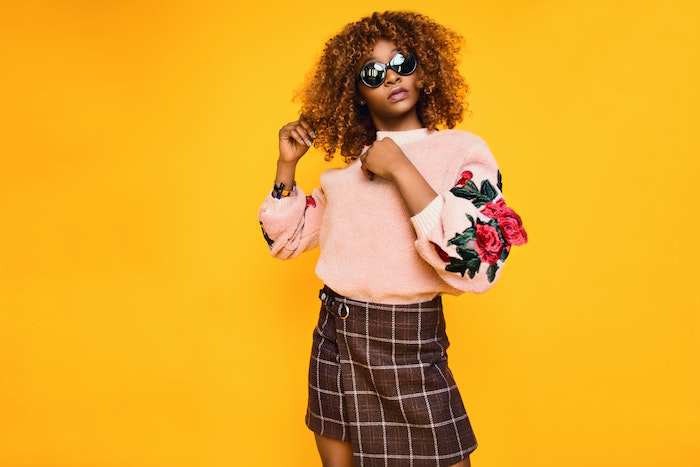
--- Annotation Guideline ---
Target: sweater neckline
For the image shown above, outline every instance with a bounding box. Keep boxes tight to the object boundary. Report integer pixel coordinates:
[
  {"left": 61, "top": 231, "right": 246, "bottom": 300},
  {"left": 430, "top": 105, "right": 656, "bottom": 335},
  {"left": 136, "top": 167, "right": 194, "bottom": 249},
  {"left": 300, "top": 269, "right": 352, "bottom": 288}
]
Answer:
[{"left": 376, "top": 127, "right": 434, "bottom": 145}]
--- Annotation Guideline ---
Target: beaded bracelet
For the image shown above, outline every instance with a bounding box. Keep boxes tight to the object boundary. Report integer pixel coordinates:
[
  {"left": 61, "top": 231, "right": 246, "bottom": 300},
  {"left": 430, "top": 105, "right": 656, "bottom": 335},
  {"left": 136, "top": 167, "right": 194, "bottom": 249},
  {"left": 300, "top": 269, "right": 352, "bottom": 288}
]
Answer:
[{"left": 271, "top": 181, "right": 296, "bottom": 199}]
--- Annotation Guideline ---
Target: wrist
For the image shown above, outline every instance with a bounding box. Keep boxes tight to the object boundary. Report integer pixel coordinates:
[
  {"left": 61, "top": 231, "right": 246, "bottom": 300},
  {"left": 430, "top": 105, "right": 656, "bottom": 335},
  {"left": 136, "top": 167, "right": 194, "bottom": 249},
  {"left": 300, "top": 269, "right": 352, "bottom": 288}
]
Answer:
[
  {"left": 387, "top": 158, "right": 416, "bottom": 184},
  {"left": 277, "top": 156, "right": 299, "bottom": 167},
  {"left": 271, "top": 180, "right": 296, "bottom": 199}
]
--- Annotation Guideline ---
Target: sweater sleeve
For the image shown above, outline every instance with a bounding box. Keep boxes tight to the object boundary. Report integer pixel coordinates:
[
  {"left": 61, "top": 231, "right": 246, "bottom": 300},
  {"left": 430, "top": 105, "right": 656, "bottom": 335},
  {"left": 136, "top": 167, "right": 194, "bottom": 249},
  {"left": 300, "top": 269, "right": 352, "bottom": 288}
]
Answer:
[
  {"left": 410, "top": 144, "right": 528, "bottom": 294},
  {"left": 258, "top": 186, "right": 327, "bottom": 260}
]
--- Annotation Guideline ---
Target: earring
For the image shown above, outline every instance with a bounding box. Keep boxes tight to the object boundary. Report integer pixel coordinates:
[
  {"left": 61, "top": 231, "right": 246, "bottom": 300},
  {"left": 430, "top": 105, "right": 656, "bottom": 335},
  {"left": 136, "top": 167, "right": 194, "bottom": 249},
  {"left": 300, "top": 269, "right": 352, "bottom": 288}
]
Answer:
[{"left": 359, "top": 99, "right": 366, "bottom": 106}]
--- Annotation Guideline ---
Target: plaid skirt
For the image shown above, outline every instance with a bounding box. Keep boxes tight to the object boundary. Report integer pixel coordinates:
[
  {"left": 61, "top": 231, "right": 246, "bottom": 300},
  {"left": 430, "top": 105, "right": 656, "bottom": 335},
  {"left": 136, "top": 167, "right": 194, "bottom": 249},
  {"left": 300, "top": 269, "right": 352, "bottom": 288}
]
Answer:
[{"left": 306, "top": 286, "right": 478, "bottom": 466}]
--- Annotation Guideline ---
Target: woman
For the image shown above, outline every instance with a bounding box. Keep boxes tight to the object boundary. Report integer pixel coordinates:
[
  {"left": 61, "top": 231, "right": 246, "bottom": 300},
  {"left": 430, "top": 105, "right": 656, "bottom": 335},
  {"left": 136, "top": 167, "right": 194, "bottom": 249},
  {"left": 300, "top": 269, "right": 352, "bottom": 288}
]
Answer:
[{"left": 259, "top": 11, "right": 527, "bottom": 466}]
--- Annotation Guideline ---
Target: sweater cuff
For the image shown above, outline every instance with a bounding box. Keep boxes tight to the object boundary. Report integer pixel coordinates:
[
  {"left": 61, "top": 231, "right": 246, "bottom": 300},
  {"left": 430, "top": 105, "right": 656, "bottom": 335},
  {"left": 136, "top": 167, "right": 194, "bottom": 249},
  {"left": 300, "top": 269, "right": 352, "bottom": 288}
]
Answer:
[
  {"left": 264, "top": 190, "right": 301, "bottom": 216},
  {"left": 410, "top": 196, "right": 444, "bottom": 239}
]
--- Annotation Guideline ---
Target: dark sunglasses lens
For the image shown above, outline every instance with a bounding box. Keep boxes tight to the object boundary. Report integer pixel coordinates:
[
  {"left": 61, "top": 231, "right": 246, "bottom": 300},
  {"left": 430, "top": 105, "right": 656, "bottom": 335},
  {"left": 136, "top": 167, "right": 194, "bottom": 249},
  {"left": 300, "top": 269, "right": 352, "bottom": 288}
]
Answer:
[
  {"left": 360, "top": 62, "right": 385, "bottom": 88},
  {"left": 391, "top": 52, "right": 416, "bottom": 75}
]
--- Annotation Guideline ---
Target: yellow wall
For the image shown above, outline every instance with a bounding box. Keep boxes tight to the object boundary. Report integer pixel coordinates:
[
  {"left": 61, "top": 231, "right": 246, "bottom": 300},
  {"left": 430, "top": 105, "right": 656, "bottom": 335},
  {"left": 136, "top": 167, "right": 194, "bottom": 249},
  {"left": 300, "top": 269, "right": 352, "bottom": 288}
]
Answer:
[{"left": 1, "top": 1, "right": 698, "bottom": 466}]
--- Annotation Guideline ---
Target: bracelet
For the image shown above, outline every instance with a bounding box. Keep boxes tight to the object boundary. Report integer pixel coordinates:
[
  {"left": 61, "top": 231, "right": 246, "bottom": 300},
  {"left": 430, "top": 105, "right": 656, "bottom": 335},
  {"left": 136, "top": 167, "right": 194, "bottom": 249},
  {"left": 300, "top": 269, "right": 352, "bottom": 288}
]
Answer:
[{"left": 271, "top": 180, "right": 296, "bottom": 199}]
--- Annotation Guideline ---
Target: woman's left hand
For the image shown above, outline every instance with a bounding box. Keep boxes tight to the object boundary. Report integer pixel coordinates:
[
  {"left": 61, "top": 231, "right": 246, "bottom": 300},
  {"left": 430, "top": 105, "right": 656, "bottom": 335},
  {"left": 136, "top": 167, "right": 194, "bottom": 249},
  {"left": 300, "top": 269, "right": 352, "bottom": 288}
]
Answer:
[{"left": 359, "top": 137, "right": 411, "bottom": 182}]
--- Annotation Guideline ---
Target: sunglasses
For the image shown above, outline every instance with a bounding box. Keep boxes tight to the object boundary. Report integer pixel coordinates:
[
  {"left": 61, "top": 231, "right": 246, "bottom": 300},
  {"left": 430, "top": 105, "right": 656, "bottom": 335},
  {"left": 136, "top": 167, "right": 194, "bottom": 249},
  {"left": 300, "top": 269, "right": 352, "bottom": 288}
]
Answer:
[{"left": 357, "top": 51, "right": 417, "bottom": 88}]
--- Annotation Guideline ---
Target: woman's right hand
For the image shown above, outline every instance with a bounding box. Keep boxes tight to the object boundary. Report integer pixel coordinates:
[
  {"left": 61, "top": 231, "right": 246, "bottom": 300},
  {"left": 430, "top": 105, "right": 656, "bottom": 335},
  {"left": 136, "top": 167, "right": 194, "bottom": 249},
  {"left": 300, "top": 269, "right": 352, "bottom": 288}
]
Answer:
[{"left": 278, "top": 117, "right": 316, "bottom": 164}]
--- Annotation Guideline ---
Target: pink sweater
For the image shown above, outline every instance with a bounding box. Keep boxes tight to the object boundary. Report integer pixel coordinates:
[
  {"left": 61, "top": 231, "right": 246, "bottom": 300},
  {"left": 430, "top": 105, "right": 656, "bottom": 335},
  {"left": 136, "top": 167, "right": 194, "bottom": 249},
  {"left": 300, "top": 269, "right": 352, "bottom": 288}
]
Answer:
[{"left": 258, "top": 128, "right": 527, "bottom": 304}]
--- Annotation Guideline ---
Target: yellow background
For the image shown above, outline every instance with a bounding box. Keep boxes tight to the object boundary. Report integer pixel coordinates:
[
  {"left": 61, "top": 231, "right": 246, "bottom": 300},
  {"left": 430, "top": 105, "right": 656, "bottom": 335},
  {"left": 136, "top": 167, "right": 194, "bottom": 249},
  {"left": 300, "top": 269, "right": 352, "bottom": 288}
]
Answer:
[{"left": 1, "top": 1, "right": 698, "bottom": 466}]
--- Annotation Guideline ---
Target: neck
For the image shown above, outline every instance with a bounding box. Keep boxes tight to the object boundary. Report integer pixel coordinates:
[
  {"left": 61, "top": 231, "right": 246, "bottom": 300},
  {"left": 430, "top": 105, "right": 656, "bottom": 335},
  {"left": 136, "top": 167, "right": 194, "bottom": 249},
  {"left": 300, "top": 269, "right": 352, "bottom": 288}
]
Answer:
[{"left": 372, "top": 111, "right": 423, "bottom": 132}]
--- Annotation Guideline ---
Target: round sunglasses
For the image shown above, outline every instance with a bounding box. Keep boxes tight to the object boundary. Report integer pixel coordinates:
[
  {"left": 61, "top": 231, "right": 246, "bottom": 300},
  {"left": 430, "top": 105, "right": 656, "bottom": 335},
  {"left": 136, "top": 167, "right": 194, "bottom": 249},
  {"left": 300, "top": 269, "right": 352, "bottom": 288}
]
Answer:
[{"left": 357, "top": 51, "right": 417, "bottom": 88}]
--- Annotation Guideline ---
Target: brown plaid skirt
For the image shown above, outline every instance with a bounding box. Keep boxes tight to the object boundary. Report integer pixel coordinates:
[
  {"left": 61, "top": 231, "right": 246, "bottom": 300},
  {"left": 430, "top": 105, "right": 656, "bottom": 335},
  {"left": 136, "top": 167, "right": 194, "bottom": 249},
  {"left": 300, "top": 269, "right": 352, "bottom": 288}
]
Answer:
[{"left": 306, "top": 286, "right": 478, "bottom": 466}]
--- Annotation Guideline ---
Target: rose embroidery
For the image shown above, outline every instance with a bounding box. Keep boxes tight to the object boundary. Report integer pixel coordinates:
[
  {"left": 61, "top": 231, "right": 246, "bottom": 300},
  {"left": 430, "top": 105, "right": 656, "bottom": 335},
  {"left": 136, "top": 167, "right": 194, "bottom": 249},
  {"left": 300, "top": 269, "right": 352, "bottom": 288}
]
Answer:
[
  {"left": 480, "top": 198, "right": 506, "bottom": 218},
  {"left": 305, "top": 195, "right": 316, "bottom": 210},
  {"left": 441, "top": 170, "right": 527, "bottom": 283},
  {"left": 500, "top": 214, "right": 527, "bottom": 246},
  {"left": 474, "top": 223, "right": 504, "bottom": 265},
  {"left": 450, "top": 170, "right": 498, "bottom": 208},
  {"left": 445, "top": 216, "right": 508, "bottom": 282},
  {"left": 481, "top": 199, "right": 527, "bottom": 246},
  {"left": 455, "top": 170, "right": 473, "bottom": 187}
]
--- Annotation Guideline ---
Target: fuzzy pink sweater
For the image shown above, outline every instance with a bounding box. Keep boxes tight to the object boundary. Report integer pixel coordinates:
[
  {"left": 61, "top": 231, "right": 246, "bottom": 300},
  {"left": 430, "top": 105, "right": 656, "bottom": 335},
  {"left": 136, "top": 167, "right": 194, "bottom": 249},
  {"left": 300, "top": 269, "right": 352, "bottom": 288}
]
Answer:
[{"left": 258, "top": 128, "right": 527, "bottom": 304}]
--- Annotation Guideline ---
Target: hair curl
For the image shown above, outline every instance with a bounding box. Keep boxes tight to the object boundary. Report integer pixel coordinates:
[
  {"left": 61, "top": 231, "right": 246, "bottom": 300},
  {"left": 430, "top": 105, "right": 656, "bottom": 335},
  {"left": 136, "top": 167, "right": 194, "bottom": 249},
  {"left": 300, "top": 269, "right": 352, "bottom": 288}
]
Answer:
[{"left": 296, "top": 11, "right": 468, "bottom": 162}]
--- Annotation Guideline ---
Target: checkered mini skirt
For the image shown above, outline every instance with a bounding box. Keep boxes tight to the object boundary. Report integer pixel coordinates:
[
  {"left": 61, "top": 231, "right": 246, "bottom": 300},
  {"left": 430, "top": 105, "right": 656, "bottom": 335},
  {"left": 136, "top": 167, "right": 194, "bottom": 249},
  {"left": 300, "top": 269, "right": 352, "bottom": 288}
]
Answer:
[{"left": 306, "top": 286, "right": 478, "bottom": 466}]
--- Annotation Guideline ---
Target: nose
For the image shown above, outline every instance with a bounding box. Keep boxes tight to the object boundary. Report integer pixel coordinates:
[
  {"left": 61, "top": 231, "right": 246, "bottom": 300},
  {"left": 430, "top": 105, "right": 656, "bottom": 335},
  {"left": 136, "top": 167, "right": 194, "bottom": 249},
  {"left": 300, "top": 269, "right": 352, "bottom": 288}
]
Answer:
[{"left": 384, "top": 68, "right": 401, "bottom": 85}]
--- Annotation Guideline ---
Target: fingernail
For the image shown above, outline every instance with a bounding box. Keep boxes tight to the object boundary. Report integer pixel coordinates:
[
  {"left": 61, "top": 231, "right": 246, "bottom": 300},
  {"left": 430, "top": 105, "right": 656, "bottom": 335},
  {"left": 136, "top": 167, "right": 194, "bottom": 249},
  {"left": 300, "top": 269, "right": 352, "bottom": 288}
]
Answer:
[
  {"left": 306, "top": 140, "right": 313, "bottom": 147},
  {"left": 310, "top": 131, "right": 316, "bottom": 138}
]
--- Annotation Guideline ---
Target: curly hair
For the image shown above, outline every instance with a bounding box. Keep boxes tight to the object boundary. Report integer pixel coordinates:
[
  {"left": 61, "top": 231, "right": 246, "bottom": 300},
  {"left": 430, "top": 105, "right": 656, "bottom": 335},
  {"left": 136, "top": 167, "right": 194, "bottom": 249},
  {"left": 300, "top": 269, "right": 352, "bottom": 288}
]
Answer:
[{"left": 296, "top": 11, "right": 468, "bottom": 162}]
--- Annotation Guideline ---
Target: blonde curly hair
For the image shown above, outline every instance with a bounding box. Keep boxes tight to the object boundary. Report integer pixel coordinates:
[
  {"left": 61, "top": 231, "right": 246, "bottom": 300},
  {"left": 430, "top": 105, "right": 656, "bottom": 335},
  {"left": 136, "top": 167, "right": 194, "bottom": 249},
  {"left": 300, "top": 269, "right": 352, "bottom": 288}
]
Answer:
[{"left": 296, "top": 11, "right": 468, "bottom": 162}]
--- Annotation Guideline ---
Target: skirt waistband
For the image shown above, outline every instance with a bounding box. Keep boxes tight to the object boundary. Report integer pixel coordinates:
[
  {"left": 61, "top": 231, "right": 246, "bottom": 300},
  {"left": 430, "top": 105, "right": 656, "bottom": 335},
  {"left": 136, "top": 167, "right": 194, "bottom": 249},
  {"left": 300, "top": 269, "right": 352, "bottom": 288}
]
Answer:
[{"left": 318, "top": 285, "right": 442, "bottom": 320}]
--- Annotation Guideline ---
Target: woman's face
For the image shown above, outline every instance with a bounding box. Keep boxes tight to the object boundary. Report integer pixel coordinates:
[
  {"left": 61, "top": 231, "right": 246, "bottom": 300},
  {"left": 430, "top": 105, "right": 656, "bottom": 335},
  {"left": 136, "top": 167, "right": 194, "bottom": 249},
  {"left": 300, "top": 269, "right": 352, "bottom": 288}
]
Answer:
[{"left": 357, "top": 39, "right": 422, "bottom": 131}]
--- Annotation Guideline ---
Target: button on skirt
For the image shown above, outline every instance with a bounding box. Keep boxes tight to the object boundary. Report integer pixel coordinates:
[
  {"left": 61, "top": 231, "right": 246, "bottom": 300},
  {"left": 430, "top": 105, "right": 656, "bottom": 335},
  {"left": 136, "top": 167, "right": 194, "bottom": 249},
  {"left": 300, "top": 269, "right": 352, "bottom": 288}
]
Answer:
[{"left": 306, "top": 286, "right": 478, "bottom": 466}]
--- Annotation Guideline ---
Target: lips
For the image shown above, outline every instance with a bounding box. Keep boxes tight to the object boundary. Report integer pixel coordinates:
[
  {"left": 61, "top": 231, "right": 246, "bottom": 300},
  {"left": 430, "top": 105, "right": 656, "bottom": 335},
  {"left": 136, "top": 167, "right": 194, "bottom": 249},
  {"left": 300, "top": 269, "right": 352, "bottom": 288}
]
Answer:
[{"left": 388, "top": 87, "right": 408, "bottom": 102}]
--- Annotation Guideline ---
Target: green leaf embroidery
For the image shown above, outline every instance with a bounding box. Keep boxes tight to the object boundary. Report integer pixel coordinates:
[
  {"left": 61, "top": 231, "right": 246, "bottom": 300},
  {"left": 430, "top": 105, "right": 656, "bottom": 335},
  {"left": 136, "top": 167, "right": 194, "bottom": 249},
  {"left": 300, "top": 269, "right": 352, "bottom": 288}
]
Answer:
[
  {"left": 447, "top": 228, "right": 476, "bottom": 247},
  {"left": 487, "top": 263, "right": 499, "bottom": 282},
  {"left": 480, "top": 180, "right": 497, "bottom": 205},
  {"left": 464, "top": 179, "right": 479, "bottom": 193},
  {"left": 497, "top": 170, "right": 502, "bottom": 192},
  {"left": 445, "top": 259, "right": 469, "bottom": 277},
  {"left": 458, "top": 246, "right": 482, "bottom": 278},
  {"left": 450, "top": 179, "right": 498, "bottom": 208},
  {"left": 450, "top": 181, "right": 478, "bottom": 202},
  {"left": 442, "top": 193, "right": 510, "bottom": 282},
  {"left": 446, "top": 247, "right": 481, "bottom": 278},
  {"left": 500, "top": 247, "right": 510, "bottom": 262}
]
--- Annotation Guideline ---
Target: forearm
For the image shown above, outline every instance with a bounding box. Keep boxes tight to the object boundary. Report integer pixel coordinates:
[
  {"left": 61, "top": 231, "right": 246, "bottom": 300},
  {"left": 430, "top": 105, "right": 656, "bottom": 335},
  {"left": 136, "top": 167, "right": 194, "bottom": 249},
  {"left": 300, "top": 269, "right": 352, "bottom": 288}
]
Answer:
[
  {"left": 274, "top": 159, "right": 298, "bottom": 192},
  {"left": 274, "top": 117, "right": 314, "bottom": 192},
  {"left": 390, "top": 162, "right": 438, "bottom": 216}
]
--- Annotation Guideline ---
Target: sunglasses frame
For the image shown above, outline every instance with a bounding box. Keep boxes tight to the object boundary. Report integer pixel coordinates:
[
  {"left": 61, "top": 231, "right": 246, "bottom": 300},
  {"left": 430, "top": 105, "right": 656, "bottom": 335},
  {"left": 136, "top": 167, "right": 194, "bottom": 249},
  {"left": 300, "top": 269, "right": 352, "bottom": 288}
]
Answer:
[{"left": 357, "top": 51, "right": 418, "bottom": 88}]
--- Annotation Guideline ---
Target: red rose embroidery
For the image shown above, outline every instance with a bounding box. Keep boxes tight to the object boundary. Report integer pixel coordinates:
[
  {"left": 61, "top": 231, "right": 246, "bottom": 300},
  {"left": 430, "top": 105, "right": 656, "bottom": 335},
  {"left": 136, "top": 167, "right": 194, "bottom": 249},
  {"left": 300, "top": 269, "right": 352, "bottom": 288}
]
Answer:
[
  {"left": 432, "top": 242, "right": 451, "bottom": 263},
  {"left": 305, "top": 195, "right": 316, "bottom": 210},
  {"left": 454, "top": 170, "right": 473, "bottom": 187},
  {"left": 474, "top": 223, "right": 504, "bottom": 265},
  {"left": 498, "top": 210, "right": 527, "bottom": 246},
  {"left": 445, "top": 175, "right": 526, "bottom": 280},
  {"left": 481, "top": 198, "right": 507, "bottom": 218},
  {"left": 481, "top": 199, "right": 528, "bottom": 246}
]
